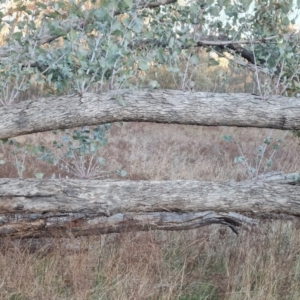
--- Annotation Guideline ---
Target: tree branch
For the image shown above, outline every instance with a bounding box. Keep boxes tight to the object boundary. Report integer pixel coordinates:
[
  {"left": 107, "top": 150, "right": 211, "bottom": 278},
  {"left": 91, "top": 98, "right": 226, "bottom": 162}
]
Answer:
[
  {"left": 132, "top": 0, "right": 177, "bottom": 9},
  {"left": 0, "top": 90, "right": 299, "bottom": 139},
  {"left": 131, "top": 35, "right": 277, "bottom": 68}
]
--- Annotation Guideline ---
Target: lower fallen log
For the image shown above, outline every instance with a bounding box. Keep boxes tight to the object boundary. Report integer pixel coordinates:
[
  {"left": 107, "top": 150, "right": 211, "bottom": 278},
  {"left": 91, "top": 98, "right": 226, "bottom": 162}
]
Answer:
[
  {"left": 0, "top": 211, "right": 257, "bottom": 238},
  {"left": 0, "top": 177, "right": 299, "bottom": 238}
]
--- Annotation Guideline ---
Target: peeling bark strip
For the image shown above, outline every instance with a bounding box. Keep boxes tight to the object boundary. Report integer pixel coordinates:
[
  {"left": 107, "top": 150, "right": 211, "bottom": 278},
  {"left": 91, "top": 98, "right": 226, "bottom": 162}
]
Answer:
[
  {"left": 1, "top": 90, "right": 300, "bottom": 139},
  {"left": 0, "top": 178, "right": 299, "bottom": 238}
]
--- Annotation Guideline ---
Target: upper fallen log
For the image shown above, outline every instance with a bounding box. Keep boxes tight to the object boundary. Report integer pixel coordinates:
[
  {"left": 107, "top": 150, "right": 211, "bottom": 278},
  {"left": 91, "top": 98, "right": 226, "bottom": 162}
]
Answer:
[
  {"left": 1, "top": 90, "right": 300, "bottom": 139},
  {"left": 0, "top": 178, "right": 299, "bottom": 238}
]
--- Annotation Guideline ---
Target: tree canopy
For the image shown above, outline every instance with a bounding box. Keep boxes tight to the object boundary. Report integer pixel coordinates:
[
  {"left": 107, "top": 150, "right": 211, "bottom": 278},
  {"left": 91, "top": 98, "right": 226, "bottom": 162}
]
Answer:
[{"left": 0, "top": 0, "right": 299, "bottom": 107}]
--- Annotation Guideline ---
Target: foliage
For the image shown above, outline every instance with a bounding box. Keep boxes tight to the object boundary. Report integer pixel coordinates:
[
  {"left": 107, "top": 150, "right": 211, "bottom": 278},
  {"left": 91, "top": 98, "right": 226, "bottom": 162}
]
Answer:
[
  {"left": 1, "top": 124, "right": 127, "bottom": 179},
  {"left": 40, "top": 124, "right": 127, "bottom": 179},
  {"left": 292, "top": 129, "right": 300, "bottom": 139},
  {"left": 0, "top": 0, "right": 298, "bottom": 103},
  {"left": 0, "top": 138, "right": 47, "bottom": 178},
  {"left": 223, "top": 130, "right": 288, "bottom": 179}
]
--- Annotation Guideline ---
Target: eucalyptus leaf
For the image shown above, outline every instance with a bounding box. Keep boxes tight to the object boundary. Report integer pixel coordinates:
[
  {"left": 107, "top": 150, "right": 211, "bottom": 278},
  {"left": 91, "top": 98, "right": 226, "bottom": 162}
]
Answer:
[
  {"left": 234, "top": 156, "right": 245, "bottom": 164},
  {"left": 139, "top": 60, "right": 149, "bottom": 71},
  {"left": 35, "top": 173, "right": 44, "bottom": 179},
  {"left": 209, "top": 58, "right": 220, "bottom": 67},
  {"left": 98, "top": 157, "right": 106, "bottom": 165},
  {"left": 12, "top": 32, "right": 22, "bottom": 43},
  {"left": 190, "top": 54, "right": 200, "bottom": 65},
  {"left": 223, "top": 135, "right": 232, "bottom": 142}
]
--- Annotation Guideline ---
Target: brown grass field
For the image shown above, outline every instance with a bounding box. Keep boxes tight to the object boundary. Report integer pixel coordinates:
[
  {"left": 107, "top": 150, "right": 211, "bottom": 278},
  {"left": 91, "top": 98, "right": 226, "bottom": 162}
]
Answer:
[
  {"left": 1, "top": 123, "right": 300, "bottom": 300},
  {"left": 1, "top": 61, "right": 300, "bottom": 299}
]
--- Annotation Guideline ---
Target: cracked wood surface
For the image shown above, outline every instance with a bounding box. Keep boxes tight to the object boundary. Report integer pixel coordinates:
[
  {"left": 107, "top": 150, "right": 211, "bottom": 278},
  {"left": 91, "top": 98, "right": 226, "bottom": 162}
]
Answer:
[
  {"left": 0, "top": 178, "right": 299, "bottom": 238},
  {"left": 1, "top": 90, "right": 300, "bottom": 139}
]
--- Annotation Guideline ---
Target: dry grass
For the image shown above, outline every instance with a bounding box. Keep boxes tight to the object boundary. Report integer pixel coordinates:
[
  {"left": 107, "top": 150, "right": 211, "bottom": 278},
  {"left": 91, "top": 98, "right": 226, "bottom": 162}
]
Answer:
[
  {"left": 1, "top": 222, "right": 300, "bottom": 300},
  {"left": 2, "top": 123, "right": 299, "bottom": 181},
  {"left": 1, "top": 123, "right": 300, "bottom": 299}
]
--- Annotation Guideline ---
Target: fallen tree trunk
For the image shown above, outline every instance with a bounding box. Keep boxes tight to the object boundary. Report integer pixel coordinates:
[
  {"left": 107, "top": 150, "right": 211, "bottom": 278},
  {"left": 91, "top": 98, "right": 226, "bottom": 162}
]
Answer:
[
  {"left": 1, "top": 90, "right": 300, "bottom": 139},
  {"left": 0, "top": 177, "right": 299, "bottom": 238}
]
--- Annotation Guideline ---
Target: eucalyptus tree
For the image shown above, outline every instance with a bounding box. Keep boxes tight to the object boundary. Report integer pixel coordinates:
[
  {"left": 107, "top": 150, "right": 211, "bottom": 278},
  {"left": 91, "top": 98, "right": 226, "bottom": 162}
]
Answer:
[{"left": 0, "top": 0, "right": 299, "bottom": 105}]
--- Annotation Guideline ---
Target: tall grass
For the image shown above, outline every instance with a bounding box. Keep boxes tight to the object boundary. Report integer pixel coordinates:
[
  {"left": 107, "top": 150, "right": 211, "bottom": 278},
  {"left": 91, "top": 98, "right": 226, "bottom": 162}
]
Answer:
[{"left": 1, "top": 222, "right": 300, "bottom": 299}]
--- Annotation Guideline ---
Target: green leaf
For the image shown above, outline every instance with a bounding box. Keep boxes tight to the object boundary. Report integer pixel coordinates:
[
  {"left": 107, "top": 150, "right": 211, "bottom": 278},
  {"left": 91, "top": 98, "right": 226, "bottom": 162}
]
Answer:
[
  {"left": 14, "top": 161, "right": 25, "bottom": 171},
  {"left": 53, "top": 140, "right": 63, "bottom": 148},
  {"left": 98, "top": 157, "right": 106, "bottom": 165},
  {"left": 12, "top": 32, "right": 22, "bottom": 43},
  {"left": 190, "top": 54, "right": 200, "bottom": 65},
  {"left": 241, "top": 0, "right": 252, "bottom": 10},
  {"left": 149, "top": 80, "right": 160, "bottom": 89},
  {"left": 294, "top": 81, "right": 300, "bottom": 89},
  {"left": 94, "top": 8, "right": 109, "bottom": 21},
  {"left": 36, "top": 2, "right": 47, "bottom": 9},
  {"left": 138, "top": 60, "right": 149, "bottom": 71},
  {"left": 248, "top": 167, "right": 256, "bottom": 175},
  {"left": 209, "top": 57, "right": 220, "bottom": 66},
  {"left": 132, "top": 18, "right": 143, "bottom": 33},
  {"left": 118, "top": 170, "right": 127, "bottom": 177},
  {"left": 282, "top": 16, "right": 290, "bottom": 26},
  {"left": 62, "top": 136, "right": 70, "bottom": 142},
  {"left": 124, "top": 0, "right": 133, "bottom": 8},
  {"left": 112, "top": 29, "right": 123, "bottom": 37},
  {"left": 68, "top": 29, "right": 77, "bottom": 40},
  {"left": 35, "top": 172, "right": 44, "bottom": 179},
  {"left": 65, "top": 151, "right": 74, "bottom": 158},
  {"left": 168, "top": 36, "right": 175, "bottom": 48},
  {"left": 90, "top": 142, "right": 96, "bottom": 152},
  {"left": 266, "top": 159, "right": 273, "bottom": 167},
  {"left": 209, "top": 6, "right": 220, "bottom": 16},
  {"left": 169, "top": 66, "right": 179, "bottom": 73},
  {"left": 257, "top": 145, "right": 264, "bottom": 154},
  {"left": 234, "top": 156, "right": 245, "bottom": 164},
  {"left": 0, "top": 159, "right": 5, "bottom": 165},
  {"left": 281, "top": 4, "right": 291, "bottom": 14},
  {"left": 223, "top": 134, "right": 232, "bottom": 142}
]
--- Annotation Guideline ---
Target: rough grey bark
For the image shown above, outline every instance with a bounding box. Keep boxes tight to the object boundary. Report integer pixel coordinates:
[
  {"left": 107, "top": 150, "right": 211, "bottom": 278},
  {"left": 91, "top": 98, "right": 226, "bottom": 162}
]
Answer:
[
  {"left": 0, "top": 177, "right": 299, "bottom": 238},
  {"left": 1, "top": 90, "right": 300, "bottom": 139}
]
